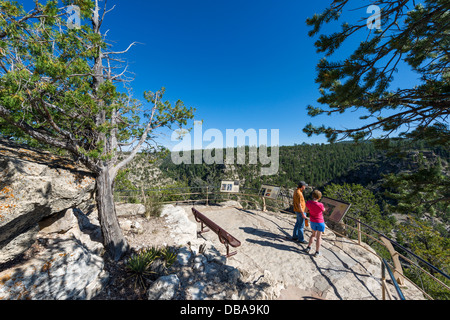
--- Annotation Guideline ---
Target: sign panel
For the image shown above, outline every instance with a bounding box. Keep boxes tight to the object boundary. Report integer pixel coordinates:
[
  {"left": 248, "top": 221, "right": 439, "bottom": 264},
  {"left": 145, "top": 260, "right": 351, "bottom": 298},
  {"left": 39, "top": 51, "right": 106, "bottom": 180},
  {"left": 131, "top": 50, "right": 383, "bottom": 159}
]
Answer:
[
  {"left": 220, "top": 180, "right": 240, "bottom": 193},
  {"left": 259, "top": 185, "right": 281, "bottom": 200},
  {"left": 321, "top": 197, "right": 351, "bottom": 223}
]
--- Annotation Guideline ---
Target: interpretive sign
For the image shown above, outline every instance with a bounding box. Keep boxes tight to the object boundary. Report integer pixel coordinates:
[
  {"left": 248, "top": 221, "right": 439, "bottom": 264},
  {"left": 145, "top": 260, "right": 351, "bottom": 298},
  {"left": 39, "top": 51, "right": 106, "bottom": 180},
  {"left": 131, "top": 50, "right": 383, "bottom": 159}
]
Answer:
[
  {"left": 259, "top": 185, "right": 281, "bottom": 200},
  {"left": 321, "top": 197, "right": 351, "bottom": 223},
  {"left": 220, "top": 181, "right": 240, "bottom": 193}
]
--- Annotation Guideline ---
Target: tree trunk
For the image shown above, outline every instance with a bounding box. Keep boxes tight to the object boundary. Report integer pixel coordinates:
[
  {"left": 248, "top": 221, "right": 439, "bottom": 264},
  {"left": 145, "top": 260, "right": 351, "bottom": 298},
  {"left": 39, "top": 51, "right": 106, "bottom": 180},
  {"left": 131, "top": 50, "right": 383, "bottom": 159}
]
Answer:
[{"left": 95, "top": 168, "right": 129, "bottom": 261}]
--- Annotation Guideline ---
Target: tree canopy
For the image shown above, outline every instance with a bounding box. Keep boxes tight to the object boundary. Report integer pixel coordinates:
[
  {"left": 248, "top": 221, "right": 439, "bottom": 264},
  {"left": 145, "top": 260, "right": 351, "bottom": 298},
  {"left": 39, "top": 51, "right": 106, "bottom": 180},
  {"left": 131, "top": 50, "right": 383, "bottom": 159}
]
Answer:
[
  {"left": 303, "top": 0, "right": 449, "bottom": 145},
  {"left": 0, "top": 0, "right": 194, "bottom": 174}
]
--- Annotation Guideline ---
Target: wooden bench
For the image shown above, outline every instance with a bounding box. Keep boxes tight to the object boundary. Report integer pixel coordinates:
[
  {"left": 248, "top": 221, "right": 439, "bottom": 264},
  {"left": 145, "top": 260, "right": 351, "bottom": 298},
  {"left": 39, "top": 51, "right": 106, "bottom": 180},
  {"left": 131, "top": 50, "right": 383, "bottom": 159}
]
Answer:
[{"left": 192, "top": 208, "right": 241, "bottom": 258}]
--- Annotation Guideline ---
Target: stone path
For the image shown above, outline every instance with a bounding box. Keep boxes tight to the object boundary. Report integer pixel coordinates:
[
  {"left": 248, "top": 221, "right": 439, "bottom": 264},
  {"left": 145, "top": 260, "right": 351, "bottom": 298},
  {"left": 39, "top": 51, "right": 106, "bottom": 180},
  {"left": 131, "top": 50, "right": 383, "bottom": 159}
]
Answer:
[{"left": 180, "top": 205, "right": 423, "bottom": 300}]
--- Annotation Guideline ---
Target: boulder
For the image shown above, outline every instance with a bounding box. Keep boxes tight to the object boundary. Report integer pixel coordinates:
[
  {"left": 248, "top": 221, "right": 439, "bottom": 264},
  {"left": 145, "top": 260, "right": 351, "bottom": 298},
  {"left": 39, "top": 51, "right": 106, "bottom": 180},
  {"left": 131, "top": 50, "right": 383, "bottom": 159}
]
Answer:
[
  {"left": 0, "top": 237, "right": 108, "bottom": 300},
  {"left": 119, "top": 219, "right": 144, "bottom": 234},
  {"left": 0, "top": 139, "right": 95, "bottom": 264},
  {"left": 147, "top": 274, "right": 180, "bottom": 300},
  {"left": 39, "top": 208, "right": 78, "bottom": 234},
  {"left": 115, "top": 203, "right": 146, "bottom": 217},
  {"left": 65, "top": 208, "right": 104, "bottom": 255},
  {"left": 161, "top": 205, "right": 198, "bottom": 246},
  {"left": 0, "top": 202, "right": 107, "bottom": 300}
]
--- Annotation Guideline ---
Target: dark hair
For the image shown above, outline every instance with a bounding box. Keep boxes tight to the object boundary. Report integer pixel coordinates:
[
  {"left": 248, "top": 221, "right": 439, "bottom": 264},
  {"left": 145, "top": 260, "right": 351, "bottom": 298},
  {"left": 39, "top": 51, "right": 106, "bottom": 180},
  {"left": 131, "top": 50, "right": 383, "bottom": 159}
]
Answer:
[{"left": 298, "top": 181, "right": 308, "bottom": 188}]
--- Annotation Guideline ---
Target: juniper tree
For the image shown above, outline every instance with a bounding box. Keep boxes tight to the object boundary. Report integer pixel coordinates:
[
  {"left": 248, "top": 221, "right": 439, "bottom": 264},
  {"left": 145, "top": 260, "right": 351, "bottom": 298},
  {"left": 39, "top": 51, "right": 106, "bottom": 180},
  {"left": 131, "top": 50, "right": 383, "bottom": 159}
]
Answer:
[
  {"left": 304, "top": 0, "right": 449, "bottom": 213},
  {"left": 0, "top": 0, "right": 194, "bottom": 260}
]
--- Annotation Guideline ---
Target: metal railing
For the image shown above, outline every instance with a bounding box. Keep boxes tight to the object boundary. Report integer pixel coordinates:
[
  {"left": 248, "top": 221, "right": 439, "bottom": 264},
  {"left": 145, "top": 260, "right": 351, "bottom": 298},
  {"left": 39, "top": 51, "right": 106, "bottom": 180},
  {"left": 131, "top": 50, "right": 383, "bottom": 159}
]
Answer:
[
  {"left": 337, "top": 215, "right": 450, "bottom": 300},
  {"left": 114, "top": 185, "right": 450, "bottom": 300},
  {"left": 382, "top": 258, "right": 406, "bottom": 300}
]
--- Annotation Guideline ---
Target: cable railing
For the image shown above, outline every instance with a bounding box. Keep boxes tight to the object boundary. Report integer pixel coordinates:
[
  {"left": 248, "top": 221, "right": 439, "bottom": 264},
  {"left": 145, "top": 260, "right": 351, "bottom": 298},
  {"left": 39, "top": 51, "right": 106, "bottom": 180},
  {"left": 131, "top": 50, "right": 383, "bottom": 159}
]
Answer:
[{"left": 114, "top": 185, "right": 450, "bottom": 300}]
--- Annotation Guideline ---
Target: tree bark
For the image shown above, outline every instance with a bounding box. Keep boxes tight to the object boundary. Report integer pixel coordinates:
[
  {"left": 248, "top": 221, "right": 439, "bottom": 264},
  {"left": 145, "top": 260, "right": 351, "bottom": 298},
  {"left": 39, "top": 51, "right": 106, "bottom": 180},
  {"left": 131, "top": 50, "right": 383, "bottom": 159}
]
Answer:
[{"left": 95, "top": 168, "right": 129, "bottom": 261}]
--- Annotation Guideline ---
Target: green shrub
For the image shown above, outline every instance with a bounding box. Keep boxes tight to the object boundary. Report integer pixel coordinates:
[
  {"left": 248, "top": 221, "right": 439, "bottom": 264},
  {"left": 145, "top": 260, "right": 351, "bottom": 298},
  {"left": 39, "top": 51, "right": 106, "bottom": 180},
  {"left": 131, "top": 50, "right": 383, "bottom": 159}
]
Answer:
[
  {"left": 125, "top": 246, "right": 178, "bottom": 289},
  {"left": 144, "top": 194, "right": 163, "bottom": 218}
]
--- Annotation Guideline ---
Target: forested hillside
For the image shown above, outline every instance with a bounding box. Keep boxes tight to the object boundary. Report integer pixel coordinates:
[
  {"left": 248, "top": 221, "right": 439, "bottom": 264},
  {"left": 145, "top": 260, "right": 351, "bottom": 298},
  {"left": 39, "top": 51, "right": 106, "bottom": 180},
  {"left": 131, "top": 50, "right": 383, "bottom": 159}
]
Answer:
[
  {"left": 157, "top": 141, "right": 375, "bottom": 190},
  {"left": 118, "top": 139, "right": 449, "bottom": 229},
  {"left": 156, "top": 139, "right": 448, "bottom": 194}
]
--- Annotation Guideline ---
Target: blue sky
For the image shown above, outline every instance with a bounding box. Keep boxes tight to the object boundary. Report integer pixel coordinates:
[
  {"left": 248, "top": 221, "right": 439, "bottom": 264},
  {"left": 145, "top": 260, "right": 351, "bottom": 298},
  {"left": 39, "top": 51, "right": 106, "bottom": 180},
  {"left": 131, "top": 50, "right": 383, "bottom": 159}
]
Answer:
[
  {"left": 23, "top": 1, "right": 422, "bottom": 148},
  {"left": 103, "top": 0, "right": 339, "bottom": 147}
]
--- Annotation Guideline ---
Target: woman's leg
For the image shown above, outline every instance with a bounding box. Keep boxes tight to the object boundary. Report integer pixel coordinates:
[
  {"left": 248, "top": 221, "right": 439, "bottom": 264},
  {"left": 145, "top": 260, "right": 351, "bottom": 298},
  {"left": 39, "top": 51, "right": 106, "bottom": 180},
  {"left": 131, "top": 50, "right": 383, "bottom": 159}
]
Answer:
[
  {"left": 316, "top": 231, "right": 322, "bottom": 252},
  {"left": 308, "top": 230, "right": 316, "bottom": 248}
]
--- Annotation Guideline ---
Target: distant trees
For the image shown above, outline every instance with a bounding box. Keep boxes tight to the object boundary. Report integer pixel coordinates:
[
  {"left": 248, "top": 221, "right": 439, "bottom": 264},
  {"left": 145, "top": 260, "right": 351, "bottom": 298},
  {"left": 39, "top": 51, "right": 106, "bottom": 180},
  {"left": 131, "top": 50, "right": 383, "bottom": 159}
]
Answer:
[
  {"left": 384, "top": 157, "right": 450, "bottom": 221},
  {"left": 158, "top": 140, "right": 448, "bottom": 201},
  {"left": 159, "top": 141, "right": 378, "bottom": 190},
  {"left": 276, "top": 142, "right": 377, "bottom": 188},
  {"left": 396, "top": 216, "right": 450, "bottom": 300}
]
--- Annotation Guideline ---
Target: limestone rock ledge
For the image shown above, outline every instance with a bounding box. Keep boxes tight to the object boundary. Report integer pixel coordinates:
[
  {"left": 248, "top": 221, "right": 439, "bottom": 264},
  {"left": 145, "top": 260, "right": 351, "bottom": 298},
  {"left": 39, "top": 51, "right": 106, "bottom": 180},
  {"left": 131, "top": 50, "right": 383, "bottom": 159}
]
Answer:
[
  {"left": 0, "top": 139, "right": 95, "bottom": 264},
  {"left": 0, "top": 237, "right": 108, "bottom": 300}
]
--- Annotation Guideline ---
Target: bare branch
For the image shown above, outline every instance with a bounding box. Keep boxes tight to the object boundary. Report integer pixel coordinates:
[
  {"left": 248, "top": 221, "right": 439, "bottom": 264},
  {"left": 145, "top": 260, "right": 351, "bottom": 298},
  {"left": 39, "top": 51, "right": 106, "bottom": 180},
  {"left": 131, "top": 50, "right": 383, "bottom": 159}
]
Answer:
[
  {"left": 104, "top": 42, "right": 140, "bottom": 56},
  {"left": 109, "top": 94, "right": 160, "bottom": 179}
]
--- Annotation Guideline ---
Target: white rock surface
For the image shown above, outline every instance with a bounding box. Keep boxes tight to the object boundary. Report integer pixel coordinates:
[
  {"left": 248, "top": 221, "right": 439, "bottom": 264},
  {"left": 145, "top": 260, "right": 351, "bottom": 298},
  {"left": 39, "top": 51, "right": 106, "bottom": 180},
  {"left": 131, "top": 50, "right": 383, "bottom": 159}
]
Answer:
[
  {"left": 147, "top": 274, "right": 180, "bottom": 300},
  {"left": 0, "top": 238, "right": 108, "bottom": 300},
  {"left": 0, "top": 139, "right": 95, "bottom": 264},
  {"left": 160, "top": 205, "right": 198, "bottom": 246}
]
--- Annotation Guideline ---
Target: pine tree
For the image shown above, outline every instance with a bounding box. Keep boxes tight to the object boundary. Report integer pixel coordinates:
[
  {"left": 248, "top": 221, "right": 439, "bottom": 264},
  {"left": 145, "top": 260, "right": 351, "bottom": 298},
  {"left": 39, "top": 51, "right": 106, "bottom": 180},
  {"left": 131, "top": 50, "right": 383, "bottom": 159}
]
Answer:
[
  {"left": 397, "top": 216, "right": 450, "bottom": 299},
  {"left": 304, "top": 0, "right": 449, "bottom": 144},
  {"left": 303, "top": 0, "right": 449, "bottom": 214},
  {"left": 384, "top": 157, "right": 450, "bottom": 219}
]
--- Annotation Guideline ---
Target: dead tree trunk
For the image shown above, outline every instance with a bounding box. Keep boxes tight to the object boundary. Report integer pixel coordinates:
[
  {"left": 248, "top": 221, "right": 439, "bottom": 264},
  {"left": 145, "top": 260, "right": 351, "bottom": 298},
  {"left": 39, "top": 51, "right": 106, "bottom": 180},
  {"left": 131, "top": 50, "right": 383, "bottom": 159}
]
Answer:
[{"left": 95, "top": 168, "right": 129, "bottom": 261}]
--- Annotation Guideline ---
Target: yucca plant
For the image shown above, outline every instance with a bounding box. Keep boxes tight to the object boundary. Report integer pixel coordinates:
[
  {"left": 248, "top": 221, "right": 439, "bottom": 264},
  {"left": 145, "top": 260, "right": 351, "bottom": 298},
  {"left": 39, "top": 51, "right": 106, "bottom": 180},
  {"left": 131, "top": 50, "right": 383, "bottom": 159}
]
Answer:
[
  {"left": 125, "top": 246, "right": 178, "bottom": 288},
  {"left": 142, "top": 246, "right": 161, "bottom": 262},
  {"left": 125, "top": 251, "right": 156, "bottom": 289},
  {"left": 160, "top": 246, "right": 178, "bottom": 270}
]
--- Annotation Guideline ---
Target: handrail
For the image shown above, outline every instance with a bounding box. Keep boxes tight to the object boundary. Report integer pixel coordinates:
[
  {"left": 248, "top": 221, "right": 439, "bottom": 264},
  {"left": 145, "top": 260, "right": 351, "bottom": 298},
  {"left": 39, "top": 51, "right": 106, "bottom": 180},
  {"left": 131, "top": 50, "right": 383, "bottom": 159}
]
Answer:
[
  {"left": 344, "top": 215, "right": 450, "bottom": 281},
  {"left": 382, "top": 258, "right": 406, "bottom": 300},
  {"left": 334, "top": 215, "right": 450, "bottom": 298},
  {"left": 115, "top": 185, "right": 450, "bottom": 300}
]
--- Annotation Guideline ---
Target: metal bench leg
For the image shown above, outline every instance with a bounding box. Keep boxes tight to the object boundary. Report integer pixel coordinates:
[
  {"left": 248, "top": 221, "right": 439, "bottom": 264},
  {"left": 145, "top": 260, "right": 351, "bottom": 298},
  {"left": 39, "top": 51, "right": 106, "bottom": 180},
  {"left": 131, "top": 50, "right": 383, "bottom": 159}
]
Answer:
[
  {"left": 225, "top": 242, "right": 237, "bottom": 258},
  {"left": 198, "top": 222, "right": 210, "bottom": 234}
]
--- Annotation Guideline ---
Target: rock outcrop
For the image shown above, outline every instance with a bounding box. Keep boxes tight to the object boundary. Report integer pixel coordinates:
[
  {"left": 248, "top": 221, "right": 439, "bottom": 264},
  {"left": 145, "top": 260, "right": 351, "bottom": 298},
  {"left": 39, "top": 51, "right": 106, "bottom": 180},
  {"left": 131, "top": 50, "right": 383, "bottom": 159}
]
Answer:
[
  {"left": 0, "top": 139, "right": 107, "bottom": 300},
  {"left": 0, "top": 138, "right": 426, "bottom": 300},
  {"left": 0, "top": 236, "right": 108, "bottom": 300},
  {"left": 0, "top": 139, "right": 95, "bottom": 264},
  {"left": 0, "top": 203, "right": 108, "bottom": 300}
]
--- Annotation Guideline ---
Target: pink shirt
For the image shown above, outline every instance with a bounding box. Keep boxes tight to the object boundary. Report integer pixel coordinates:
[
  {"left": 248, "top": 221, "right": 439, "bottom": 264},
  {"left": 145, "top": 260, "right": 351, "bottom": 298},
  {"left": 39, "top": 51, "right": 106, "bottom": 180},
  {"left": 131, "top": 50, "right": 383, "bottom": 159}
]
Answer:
[{"left": 306, "top": 200, "right": 325, "bottom": 223}]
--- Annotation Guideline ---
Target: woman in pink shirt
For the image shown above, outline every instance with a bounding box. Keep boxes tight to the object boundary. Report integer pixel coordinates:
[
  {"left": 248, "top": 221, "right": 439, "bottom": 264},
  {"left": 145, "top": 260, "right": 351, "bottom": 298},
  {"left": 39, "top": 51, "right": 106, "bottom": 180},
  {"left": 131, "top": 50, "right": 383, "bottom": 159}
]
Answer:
[{"left": 305, "top": 190, "right": 326, "bottom": 257}]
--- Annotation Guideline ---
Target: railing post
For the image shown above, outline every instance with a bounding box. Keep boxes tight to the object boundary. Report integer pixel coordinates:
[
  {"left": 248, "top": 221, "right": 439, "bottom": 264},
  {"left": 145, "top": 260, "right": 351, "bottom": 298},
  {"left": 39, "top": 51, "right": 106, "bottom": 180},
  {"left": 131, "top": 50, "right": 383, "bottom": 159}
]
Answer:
[
  {"left": 382, "top": 258, "right": 406, "bottom": 300},
  {"left": 206, "top": 186, "right": 209, "bottom": 206},
  {"left": 382, "top": 261, "right": 386, "bottom": 300},
  {"left": 357, "top": 219, "right": 361, "bottom": 245},
  {"left": 380, "top": 236, "right": 405, "bottom": 286}
]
